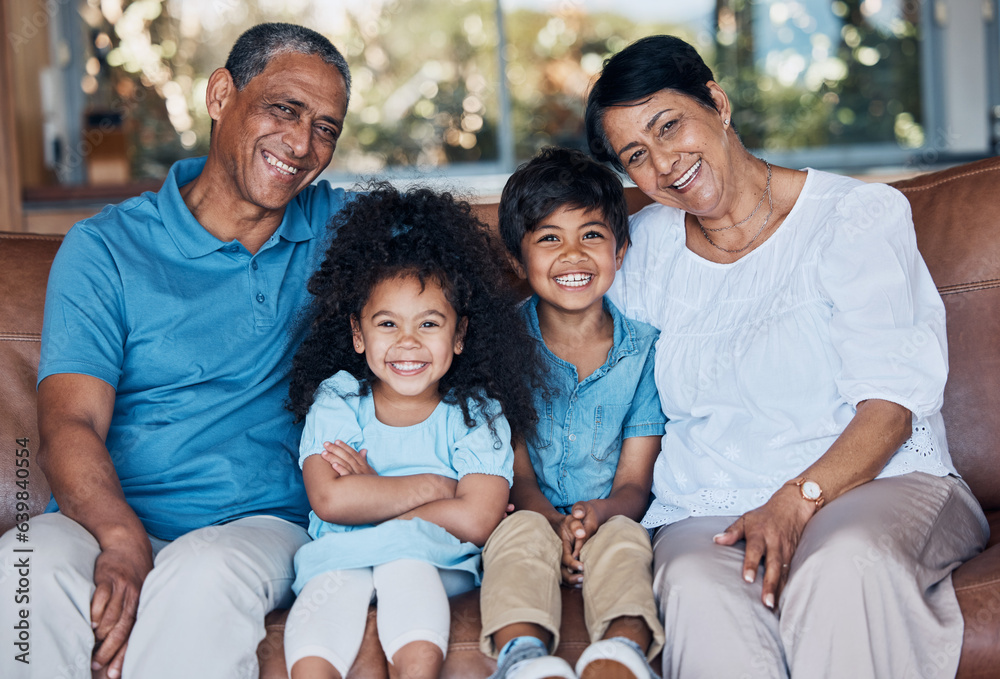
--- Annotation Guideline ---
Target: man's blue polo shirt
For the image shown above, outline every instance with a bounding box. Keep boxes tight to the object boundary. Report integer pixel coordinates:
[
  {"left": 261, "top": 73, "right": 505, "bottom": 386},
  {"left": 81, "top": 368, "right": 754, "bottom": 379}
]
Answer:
[
  {"left": 38, "top": 157, "right": 348, "bottom": 540},
  {"left": 523, "top": 295, "right": 666, "bottom": 513}
]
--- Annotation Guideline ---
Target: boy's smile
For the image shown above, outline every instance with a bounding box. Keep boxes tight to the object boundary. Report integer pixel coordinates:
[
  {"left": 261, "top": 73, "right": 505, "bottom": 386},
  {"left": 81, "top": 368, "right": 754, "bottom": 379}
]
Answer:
[{"left": 517, "top": 205, "right": 626, "bottom": 316}]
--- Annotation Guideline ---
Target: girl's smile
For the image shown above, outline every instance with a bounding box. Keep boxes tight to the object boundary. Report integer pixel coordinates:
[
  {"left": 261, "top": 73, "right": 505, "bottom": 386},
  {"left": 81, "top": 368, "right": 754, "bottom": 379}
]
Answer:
[{"left": 351, "top": 273, "right": 467, "bottom": 414}]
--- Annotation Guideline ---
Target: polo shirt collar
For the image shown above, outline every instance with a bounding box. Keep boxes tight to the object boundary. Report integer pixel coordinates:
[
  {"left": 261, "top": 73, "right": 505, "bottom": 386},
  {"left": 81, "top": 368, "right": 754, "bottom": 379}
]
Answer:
[
  {"left": 524, "top": 294, "right": 639, "bottom": 369},
  {"left": 159, "top": 156, "right": 316, "bottom": 259}
]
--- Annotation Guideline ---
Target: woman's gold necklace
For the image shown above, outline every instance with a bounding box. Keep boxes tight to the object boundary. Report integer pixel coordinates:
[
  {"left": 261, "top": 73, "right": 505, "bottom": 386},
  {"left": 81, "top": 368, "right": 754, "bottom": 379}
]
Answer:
[{"left": 698, "top": 161, "right": 773, "bottom": 254}]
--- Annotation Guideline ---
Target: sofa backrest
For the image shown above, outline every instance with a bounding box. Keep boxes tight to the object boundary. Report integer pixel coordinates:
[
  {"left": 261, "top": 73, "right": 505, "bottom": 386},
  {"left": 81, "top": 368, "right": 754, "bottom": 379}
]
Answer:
[
  {"left": 2, "top": 158, "right": 999, "bottom": 535},
  {"left": 893, "top": 157, "right": 1000, "bottom": 512},
  {"left": 0, "top": 234, "right": 59, "bottom": 530}
]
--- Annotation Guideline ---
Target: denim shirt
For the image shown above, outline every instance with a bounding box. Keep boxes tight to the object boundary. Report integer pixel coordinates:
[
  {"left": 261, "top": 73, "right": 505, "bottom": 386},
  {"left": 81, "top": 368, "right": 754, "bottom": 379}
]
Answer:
[{"left": 523, "top": 295, "right": 666, "bottom": 512}]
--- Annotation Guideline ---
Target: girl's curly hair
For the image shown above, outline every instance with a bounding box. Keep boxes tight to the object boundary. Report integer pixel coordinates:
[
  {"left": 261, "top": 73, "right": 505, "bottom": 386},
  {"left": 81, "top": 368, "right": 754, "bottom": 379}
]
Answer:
[{"left": 289, "top": 182, "right": 544, "bottom": 443}]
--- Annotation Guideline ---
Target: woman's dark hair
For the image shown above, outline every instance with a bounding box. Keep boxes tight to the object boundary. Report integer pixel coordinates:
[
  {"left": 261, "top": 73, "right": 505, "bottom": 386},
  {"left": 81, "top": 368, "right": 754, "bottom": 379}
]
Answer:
[
  {"left": 289, "top": 182, "right": 544, "bottom": 443},
  {"left": 586, "top": 35, "right": 717, "bottom": 172},
  {"left": 498, "top": 147, "right": 629, "bottom": 262}
]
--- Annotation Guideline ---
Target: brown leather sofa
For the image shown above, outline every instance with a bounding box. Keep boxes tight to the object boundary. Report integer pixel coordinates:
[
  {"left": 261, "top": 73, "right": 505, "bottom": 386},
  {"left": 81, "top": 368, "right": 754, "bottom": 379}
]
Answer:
[{"left": 2, "top": 157, "right": 999, "bottom": 678}]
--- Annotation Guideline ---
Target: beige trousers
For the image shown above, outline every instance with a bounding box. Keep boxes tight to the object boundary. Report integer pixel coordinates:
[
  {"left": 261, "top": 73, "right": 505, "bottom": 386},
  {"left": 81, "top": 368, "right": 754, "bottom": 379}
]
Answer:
[
  {"left": 0, "top": 512, "right": 309, "bottom": 679},
  {"left": 652, "top": 473, "right": 989, "bottom": 679},
  {"left": 479, "top": 510, "right": 665, "bottom": 659}
]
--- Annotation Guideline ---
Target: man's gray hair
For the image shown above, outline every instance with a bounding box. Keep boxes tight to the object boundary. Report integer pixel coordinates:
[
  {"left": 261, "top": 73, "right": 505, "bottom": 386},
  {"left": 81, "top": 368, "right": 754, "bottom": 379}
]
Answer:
[{"left": 224, "top": 23, "right": 351, "bottom": 104}]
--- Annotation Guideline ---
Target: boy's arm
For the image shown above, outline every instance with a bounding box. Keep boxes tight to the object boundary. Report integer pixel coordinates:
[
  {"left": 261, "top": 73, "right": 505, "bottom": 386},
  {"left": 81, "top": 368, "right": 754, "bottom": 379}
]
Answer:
[
  {"left": 573, "top": 434, "right": 660, "bottom": 525},
  {"left": 560, "top": 434, "right": 660, "bottom": 583},
  {"left": 511, "top": 438, "right": 614, "bottom": 586},
  {"left": 565, "top": 335, "right": 664, "bottom": 538},
  {"left": 509, "top": 439, "right": 564, "bottom": 529}
]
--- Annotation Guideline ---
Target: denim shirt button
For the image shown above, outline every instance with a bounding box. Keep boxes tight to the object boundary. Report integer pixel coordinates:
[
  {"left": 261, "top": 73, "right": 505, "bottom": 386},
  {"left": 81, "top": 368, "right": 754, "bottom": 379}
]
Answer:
[{"left": 568, "top": 434, "right": 577, "bottom": 441}]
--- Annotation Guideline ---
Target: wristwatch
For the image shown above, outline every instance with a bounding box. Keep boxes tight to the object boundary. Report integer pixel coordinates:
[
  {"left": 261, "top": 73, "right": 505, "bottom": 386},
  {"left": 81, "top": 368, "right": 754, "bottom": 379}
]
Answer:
[{"left": 789, "top": 477, "right": 825, "bottom": 508}]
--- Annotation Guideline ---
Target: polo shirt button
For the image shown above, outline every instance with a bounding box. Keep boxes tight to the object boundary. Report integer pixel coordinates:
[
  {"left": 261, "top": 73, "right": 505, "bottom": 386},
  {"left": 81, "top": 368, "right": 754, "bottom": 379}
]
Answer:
[
  {"left": 251, "top": 261, "right": 259, "bottom": 271},
  {"left": 256, "top": 293, "right": 265, "bottom": 303},
  {"left": 568, "top": 434, "right": 576, "bottom": 441}
]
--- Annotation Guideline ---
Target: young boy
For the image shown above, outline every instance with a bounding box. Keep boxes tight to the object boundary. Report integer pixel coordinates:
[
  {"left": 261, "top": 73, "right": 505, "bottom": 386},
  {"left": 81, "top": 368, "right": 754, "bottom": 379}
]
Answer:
[{"left": 480, "top": 147, "right": 665, "bottom": 679}]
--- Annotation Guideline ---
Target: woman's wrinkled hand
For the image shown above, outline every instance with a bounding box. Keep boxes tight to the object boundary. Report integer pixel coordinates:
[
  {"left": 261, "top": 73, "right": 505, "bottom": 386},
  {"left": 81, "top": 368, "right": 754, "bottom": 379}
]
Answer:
[{"left": 713, "top": 483, "right": 818, "bottom": 609}]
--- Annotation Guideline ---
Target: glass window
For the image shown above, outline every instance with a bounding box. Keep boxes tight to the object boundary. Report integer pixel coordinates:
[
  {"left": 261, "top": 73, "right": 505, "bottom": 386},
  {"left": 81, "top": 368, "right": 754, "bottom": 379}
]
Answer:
[
  {"left": 501, "top": 0, "right": 715, "bottom": 160},
  {"left": 13, "top": 0, "right": 980, "bottom": 196},
  {"left": 718, "top": 0, "right": 924, "bottom": 153},
  {"left": 71, "top": 0, "right": 505, "bottom": 181}
]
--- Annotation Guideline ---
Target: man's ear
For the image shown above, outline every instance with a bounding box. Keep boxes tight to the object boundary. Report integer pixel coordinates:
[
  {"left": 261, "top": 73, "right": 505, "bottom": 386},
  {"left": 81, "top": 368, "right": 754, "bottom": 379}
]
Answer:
[
  {"left": 615, "top": 240, "right": 629, "bottom": 270},
  {"left": 350, "top": 316, "right": 365, "bottom": 354},
  {"left": 454, "top": 317, "right": 469, "bottom": 354},
  {"left": 205, "top": 67, "right": 237, "bottom": 123}
]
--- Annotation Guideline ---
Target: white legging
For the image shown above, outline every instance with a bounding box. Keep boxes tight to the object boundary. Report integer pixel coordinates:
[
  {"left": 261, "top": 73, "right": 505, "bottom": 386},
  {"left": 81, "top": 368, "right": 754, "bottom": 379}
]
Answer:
[{"left": 284, "top": 559, "right": 475, "bottom": 676}]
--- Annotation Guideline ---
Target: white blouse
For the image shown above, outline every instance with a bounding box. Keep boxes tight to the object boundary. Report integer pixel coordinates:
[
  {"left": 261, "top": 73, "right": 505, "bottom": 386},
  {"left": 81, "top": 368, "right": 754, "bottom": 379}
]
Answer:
[{"left": 608, "top": 169, "right": 956, "bottom": 528}]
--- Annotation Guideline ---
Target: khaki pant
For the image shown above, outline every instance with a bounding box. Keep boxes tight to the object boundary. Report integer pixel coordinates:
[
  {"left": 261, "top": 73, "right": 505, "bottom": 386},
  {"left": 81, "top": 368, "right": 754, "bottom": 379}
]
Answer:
[
  {"left": 652, "top": 473, "right": 989, "bottom": 679},
  {"left": 480, "top": 511, "right": 665, "bottom": 659},
  {"left": 0, "top": 512, "right": 309, "bottom": 679}
]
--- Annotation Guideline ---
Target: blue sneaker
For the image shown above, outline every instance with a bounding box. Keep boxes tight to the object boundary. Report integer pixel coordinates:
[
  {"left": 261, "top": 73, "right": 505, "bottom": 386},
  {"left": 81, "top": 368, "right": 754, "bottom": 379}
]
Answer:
[
  {"left": 575, "top": 637, "right": 657, "bottom": 679},
  {"left": 488, "top": 639, "right": 577, "bottom": 679}
]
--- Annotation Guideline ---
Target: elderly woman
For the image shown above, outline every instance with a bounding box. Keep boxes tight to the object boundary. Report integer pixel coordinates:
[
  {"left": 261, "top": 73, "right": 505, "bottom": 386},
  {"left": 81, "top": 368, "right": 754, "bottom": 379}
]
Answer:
[{"left": 584, "top": 35, "right": 989, "bottom": 679}]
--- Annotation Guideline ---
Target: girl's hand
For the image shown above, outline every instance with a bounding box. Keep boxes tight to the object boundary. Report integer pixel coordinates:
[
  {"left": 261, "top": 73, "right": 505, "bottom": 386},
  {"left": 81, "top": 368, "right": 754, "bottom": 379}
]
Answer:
[
  {"left": 713, "top": 483, "right": 817, "bottom": 609},
  {"left": 557, "top": 501, "right": 601, "bottom": 587},
  {"left": 321, "top": 440, "right": 376, "bottom": 476}
]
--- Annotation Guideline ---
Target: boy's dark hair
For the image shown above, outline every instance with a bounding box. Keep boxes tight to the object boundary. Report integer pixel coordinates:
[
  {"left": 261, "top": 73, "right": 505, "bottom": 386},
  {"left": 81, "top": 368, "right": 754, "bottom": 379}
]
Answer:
[
  {"left": 498, "top": 147, "right": 629, "bottom": 262},
  {"left": 289, "top": 182, "right": 544, "bottom": 442},
  {"left": 586, "top": 35, "right": 716, "bottom": 173}
]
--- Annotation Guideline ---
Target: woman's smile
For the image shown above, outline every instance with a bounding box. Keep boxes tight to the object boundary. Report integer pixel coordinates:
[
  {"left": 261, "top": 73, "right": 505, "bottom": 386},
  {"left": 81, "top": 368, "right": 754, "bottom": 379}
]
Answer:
[{"left": 669, "top": 158, "right": 702, "bottom": 191}]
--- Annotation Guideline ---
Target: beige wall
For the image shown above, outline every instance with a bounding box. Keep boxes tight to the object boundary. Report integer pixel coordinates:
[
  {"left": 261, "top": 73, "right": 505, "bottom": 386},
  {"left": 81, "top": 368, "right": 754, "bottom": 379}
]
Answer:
[{"left": 0, "top": 3, "right": 24, "bottom": 231}]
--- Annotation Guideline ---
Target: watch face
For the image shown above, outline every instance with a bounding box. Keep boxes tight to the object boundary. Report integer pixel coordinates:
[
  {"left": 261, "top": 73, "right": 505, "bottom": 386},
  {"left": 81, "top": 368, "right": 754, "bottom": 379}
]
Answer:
[{"left": 802, "top": 480, "right": 822, "bottom": 500}]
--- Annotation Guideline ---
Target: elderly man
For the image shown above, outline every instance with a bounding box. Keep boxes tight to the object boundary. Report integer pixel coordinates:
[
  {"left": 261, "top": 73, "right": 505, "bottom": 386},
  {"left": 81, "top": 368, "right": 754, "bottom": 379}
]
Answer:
[{"left": 0, "top": 23, "right": 352, "bottom": 679}]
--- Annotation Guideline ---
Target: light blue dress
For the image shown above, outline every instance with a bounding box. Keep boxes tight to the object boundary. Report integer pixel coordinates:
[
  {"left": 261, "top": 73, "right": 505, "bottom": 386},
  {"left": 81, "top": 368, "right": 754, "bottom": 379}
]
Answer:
[{"left": 292, "top": 371, "right": 514, "bottom": 594}]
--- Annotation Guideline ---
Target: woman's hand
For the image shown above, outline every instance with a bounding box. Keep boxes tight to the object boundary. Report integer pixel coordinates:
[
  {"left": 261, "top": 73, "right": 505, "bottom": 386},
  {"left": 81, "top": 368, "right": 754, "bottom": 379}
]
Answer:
[
  {"left": 321, "top": 439, "right": 375, "bottom": 476},
  {"left": 712, "top": 400, "right": 912, "bottom": 609},
  {"left": 713, "top": 483, "right": 818, "bottom": 609}
]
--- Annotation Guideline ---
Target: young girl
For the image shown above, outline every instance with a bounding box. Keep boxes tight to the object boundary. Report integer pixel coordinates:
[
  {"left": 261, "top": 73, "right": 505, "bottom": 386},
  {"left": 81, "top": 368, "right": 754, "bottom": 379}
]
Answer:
[{"left": 284, "top": 184, "right": 543, "bottom": 679}]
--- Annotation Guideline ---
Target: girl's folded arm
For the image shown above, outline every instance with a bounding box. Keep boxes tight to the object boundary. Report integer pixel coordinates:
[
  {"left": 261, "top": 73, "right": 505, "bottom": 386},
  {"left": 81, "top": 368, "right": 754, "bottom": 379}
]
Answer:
[
  {"left": 302, "top": 454, "right": 457, "bottom": 525},
  {"left": 395, "top": 473, "right": 510, "bottom": 547}
]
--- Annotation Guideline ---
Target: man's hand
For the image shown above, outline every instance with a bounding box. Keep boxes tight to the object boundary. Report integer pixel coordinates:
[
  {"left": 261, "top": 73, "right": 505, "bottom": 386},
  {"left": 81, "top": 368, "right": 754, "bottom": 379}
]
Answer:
[
  {"left": 90, "top": 540, "right": 153, "bottom": 678},
  {"left": 321, "top": 440, "right": 374, "bottom": 476},
  {"left": 556, "top": 501, "right": 602, "bottom": 586},
  {"left": 35, "top": 374, "right": 152, "bottom": 678}
]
